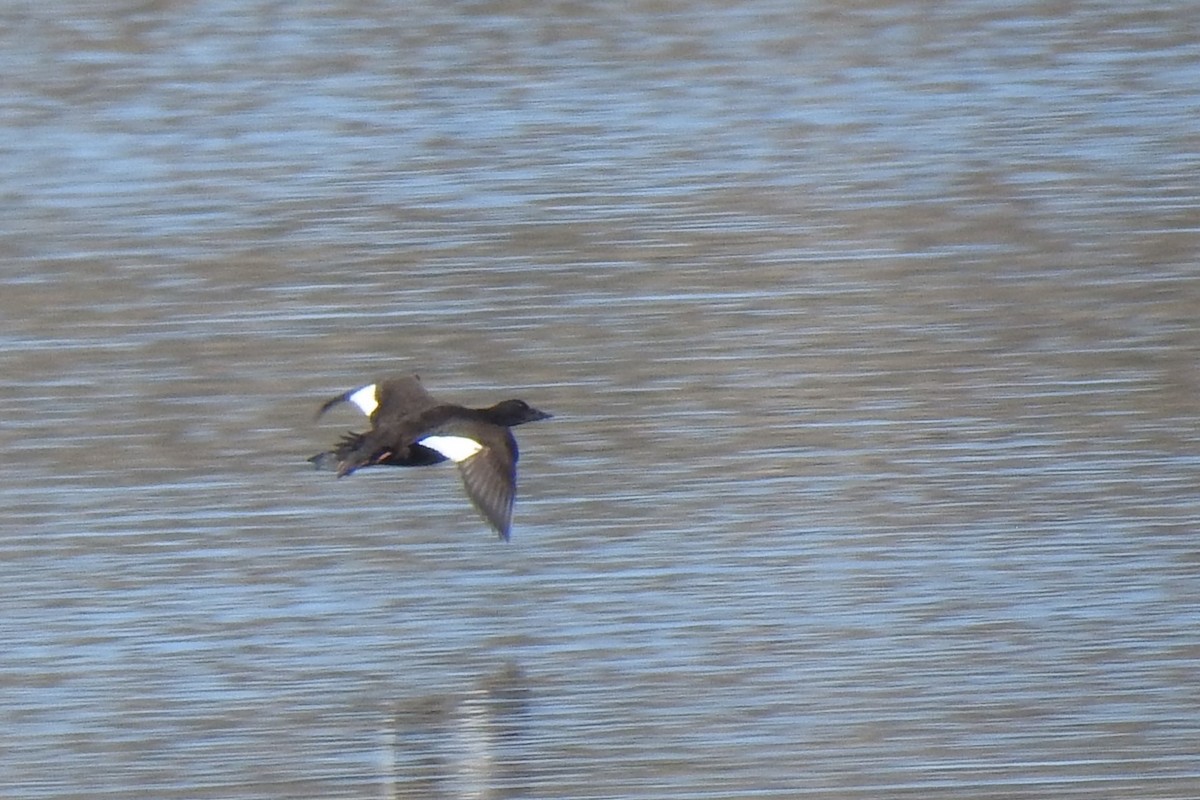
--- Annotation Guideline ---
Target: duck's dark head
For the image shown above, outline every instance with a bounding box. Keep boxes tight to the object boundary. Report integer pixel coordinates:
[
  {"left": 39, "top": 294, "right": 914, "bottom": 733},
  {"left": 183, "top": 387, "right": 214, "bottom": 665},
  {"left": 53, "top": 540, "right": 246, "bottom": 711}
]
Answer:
[{"left": 486, "top": 399, "right": 553, "bottom": 426}]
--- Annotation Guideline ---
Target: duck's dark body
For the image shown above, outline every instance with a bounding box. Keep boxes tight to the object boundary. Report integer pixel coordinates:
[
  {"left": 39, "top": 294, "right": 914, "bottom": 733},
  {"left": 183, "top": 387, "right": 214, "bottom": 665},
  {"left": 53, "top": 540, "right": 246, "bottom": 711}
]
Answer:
[
  {"left": 310, "top": 374, "right": 551, "bottom": 540},
  {"left": 308, "top": 432, "right": 447, "bottom": 471}
]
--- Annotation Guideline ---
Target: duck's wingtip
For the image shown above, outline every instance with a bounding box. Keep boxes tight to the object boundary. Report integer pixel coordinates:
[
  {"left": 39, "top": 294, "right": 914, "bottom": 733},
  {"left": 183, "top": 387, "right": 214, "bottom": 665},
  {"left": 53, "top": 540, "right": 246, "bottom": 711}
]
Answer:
[
  {"left": 315, "top": 392, "right": 349, "bottom": 420},
  {"left": 315, "top": 384, "right": 379, "bottom": 421}
]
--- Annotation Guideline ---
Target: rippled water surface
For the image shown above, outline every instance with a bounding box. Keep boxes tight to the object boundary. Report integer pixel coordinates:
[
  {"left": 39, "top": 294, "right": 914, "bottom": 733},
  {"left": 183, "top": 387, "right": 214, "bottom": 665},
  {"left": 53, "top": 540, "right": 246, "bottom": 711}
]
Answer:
[{"left": 2, "top": 1, "right": 1198, "bottom": 797}]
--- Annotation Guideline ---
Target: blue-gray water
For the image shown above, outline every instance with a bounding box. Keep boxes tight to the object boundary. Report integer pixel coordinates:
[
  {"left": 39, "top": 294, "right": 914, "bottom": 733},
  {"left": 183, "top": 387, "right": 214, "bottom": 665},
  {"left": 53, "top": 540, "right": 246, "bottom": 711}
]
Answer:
[{"left": 2, "top": 1, "right": 1198, "bottom": 797}]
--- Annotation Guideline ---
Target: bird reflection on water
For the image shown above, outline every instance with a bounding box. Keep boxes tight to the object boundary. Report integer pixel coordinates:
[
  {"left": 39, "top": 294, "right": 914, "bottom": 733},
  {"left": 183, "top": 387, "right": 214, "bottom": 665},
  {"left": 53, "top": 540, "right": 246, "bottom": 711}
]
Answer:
[{"left": 378, "top": 663, "right": 530, "bottom": 799}]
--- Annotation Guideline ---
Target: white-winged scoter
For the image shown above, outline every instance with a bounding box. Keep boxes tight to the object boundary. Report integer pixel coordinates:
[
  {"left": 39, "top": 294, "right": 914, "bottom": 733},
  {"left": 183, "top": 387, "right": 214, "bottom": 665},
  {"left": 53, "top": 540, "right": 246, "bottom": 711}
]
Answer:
[{"left": 310, "top": 374, "right": 551, "bottom": 540}]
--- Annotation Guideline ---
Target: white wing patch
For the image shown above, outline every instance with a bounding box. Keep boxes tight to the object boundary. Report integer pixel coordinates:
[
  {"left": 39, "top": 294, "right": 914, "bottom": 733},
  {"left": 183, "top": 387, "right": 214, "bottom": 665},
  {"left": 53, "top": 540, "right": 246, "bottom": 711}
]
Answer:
[
  {"left": 419, "top": 435, "right": 484, "bottom": 463},
  {"left": 348, "top": 384, "right": 379, "bottom": 416}
]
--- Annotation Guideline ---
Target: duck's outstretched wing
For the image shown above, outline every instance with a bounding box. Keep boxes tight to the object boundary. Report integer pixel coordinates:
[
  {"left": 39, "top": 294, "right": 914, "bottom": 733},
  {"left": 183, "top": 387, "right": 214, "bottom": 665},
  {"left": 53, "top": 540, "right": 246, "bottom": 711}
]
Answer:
[
  {"left": 315, "top": 374, "right": 438, "bottom": 422},
  {"left": 316, "top": 384, "right": 379, "bottom": 420},
  {"left": 374, "top": 375, "right": 439, "bottom": 422},
  {"left": 454, "top": 432, "right": 518, "bottom": 541}
]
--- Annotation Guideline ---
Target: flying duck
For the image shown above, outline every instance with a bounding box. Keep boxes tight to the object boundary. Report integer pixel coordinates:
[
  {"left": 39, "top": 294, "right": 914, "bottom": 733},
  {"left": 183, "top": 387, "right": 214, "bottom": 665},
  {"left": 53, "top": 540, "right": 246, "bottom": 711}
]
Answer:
[{"left": 310, "top": 374, "right": 551, "bottom": 540}]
